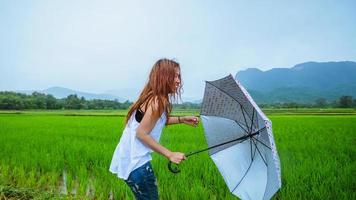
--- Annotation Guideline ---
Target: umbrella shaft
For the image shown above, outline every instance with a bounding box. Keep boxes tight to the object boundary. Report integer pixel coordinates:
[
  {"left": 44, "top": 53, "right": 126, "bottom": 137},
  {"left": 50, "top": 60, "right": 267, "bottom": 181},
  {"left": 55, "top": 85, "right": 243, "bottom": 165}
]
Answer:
[{"left": 186, "top": 131, "right": 259, "bottom": 157}]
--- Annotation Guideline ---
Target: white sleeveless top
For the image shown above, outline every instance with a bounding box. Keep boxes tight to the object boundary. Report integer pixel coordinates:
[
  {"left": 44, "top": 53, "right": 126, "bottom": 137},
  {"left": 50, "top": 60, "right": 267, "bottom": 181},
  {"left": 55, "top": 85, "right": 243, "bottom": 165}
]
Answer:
[{"left": 109, "top": 110, "right": 167, "bottom": 180}]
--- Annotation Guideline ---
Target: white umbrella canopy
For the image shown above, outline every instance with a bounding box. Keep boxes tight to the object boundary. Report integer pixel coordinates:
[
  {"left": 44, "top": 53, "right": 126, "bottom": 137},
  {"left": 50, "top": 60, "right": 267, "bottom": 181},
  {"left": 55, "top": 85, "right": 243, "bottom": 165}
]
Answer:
[{"left": 200, "top": 75, "right": 281, "bottom": 200}]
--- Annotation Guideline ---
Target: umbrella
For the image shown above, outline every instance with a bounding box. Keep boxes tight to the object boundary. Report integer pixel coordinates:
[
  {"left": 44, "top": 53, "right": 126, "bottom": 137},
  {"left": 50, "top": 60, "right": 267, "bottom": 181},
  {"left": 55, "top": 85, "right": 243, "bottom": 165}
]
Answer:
[{"left": 168, "top": 74, "right": 281, "bottom": 200}]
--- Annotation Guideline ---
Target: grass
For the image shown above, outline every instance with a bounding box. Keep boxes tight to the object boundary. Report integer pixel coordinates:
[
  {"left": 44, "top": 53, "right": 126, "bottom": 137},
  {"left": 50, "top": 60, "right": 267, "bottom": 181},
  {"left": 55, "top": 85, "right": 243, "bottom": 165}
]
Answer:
[{"left": 0, "top": 109, "right": 355, "bottom": 199}]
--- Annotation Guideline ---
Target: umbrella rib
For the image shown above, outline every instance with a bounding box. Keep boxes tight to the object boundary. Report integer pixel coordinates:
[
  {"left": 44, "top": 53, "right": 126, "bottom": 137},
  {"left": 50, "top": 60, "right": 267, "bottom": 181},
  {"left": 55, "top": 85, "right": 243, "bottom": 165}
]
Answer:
[
  {"left": 231, "top": 139, "right": 257, "bottom": 194},
  {"left": 252, "top": 139, "right": 268, "bottom": 166},
  {"left": 249, "top": 108, "right": 255, "bottom": 133},
  {"left": 255, "top": 126, "right": 267, "bottom": 133},
  {"left": 252, "top": 137, "right": 257, "bottom": 161},
  {"left": 250, "top": 126, "right": 271, "bottom": 150},
  {"left": 250, "top": 138, "right": 253, "bottom": 161},
  {"left": 202, "top": 134, "right": 253, "bottom": 157},
  {"left": 205, "top": 81, "right": 254, "bottom": 124},
  {"left": 240, "top": 104, "right": 250, "bottom": 134},
  {"left": 252, "top": 136, "right": 271, "bottom": 150},
  {"left": 256, "top": 107, "right": 260, "bottom": 131},
  {"left": 234, "top": 120, "right": 249, "bottom": 135}
]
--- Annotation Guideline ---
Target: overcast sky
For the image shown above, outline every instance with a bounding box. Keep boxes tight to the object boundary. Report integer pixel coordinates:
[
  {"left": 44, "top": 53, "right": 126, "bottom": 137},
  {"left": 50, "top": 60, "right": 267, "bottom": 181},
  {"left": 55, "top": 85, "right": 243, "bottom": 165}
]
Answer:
[{"left": 1, "top": 0, "right": 355, "bottom": 101}]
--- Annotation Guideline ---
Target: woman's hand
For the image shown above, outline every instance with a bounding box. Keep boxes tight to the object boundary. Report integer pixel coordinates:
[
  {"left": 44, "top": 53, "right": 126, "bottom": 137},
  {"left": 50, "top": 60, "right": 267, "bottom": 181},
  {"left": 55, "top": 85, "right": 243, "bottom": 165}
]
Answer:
[
  {"left": 168, "top": 152, "right": 186, "bottom": 164},
  {"left": 181, "top": 116, "right": 199, "bottom": 127}
]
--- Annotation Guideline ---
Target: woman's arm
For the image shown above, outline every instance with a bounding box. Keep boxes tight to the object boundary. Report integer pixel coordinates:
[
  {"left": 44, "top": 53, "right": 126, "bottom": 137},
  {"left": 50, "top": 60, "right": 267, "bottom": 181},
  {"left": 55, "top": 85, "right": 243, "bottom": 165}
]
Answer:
[
  {"left": 166, "top": 116, "right": 199, "bottom": 126},
  {"left": 166, "top": 116, "right": 181, "bottom": 125},
  {"left": 136, "top": 100, "right": 185, "bottom": 164}
]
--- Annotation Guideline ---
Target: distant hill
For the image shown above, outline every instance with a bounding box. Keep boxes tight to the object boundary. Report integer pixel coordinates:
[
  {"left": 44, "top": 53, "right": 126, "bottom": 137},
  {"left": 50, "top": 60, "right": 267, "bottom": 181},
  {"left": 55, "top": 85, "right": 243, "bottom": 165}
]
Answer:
[
  {"left": 15, "top": 87, "right": 127, "bottom": 102},
  {"left": 235, "top": 61, "right": 356, "bottom": 104}
]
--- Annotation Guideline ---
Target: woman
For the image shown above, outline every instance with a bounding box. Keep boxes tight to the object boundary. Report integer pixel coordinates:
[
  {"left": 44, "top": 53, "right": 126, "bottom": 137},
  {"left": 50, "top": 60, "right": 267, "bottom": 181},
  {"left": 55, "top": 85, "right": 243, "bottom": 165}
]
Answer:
[{"left": 109, "top": 58, "right": 199, "bottom": 200}]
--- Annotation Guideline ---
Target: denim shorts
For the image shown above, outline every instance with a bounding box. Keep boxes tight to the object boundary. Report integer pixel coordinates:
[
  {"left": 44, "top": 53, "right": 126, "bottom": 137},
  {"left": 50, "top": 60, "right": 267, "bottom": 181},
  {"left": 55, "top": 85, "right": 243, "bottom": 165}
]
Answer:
[{"left": 125, "top": 162, "right": 158, "bottom": 200}]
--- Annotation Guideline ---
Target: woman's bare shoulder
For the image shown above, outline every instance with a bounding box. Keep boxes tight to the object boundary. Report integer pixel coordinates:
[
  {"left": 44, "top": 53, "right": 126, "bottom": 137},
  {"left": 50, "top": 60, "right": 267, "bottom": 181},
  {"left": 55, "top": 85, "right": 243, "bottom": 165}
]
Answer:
[{"left": 145, "top": 96, "right": 167, "bottom": 115}]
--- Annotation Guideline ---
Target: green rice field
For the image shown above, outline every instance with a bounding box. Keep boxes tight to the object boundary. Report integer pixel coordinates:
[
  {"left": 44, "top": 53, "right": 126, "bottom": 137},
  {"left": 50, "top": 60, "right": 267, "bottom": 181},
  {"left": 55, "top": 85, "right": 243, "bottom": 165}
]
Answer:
[{"left": 0, "top": 109, "right": 355, "bottom": 199}]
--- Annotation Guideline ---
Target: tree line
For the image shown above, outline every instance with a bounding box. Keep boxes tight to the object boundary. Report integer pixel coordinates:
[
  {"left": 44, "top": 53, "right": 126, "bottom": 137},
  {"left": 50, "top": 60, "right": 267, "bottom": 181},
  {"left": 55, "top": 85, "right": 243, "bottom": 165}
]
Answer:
[
  {"left": 0, "top": 91, "right": 355, "bottom": 110},
  {"left": 260, "top": 96, "right": 356, "bottom": 108},
  {"left": 0, "top": 91, "right": 131, "bottom": 110}
]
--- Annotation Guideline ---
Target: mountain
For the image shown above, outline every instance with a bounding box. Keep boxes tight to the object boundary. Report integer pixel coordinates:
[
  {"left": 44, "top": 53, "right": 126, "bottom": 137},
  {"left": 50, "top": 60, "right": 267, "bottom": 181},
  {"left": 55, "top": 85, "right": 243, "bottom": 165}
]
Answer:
[
  {"left": 235, "top": 61, "right": 356, "bottom": 104},
  {"left": 104, "top": 89, "right": 140, "bottom": 102},
  {"left": 16, "top": 87, "right": 127, "bottom": 102}
]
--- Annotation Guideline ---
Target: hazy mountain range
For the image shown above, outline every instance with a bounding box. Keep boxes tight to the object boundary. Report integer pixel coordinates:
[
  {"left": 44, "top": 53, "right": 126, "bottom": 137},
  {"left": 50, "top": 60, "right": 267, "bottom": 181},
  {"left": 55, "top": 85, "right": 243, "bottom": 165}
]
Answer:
[
  {"left": 11, "top": 61, "right": 356, "bottom": 104},
  {"left": 235, "top": 61, "right": 356, "bottom": 104},
  {"left": 15, "top": 87, "right": 127, "bottom": 102}
]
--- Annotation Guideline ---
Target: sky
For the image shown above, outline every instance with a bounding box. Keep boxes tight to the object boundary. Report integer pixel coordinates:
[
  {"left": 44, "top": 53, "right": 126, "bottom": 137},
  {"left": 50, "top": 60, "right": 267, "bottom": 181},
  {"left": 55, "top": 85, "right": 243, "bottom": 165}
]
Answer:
[{"left": 1, "top": 0, "right": 355, "bottom": 101}]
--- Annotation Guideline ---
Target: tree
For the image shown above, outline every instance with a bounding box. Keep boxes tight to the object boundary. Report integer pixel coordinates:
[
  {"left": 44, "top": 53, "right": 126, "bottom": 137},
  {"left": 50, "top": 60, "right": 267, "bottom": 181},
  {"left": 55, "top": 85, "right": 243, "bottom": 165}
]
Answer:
[
  {"left": 65, "top": 94, "right": 83, "bottom": 109},
  {"left": 338, "top": 96, "right": 353, "bottom": 108},
  {"left": 0, "top": 95, "right": 24, "bottom": 109},
  {"left": 32, "top": 92, "right": 47, "bottom": 109},
  {"left": 80, "top": 96, "right": 87, "bottom": 109},
  {"left": 315, "top": 98, "right": 327, "bottom": 108},
  {"left": 46, "top": 94, "right": 57, "bottom": 109}
]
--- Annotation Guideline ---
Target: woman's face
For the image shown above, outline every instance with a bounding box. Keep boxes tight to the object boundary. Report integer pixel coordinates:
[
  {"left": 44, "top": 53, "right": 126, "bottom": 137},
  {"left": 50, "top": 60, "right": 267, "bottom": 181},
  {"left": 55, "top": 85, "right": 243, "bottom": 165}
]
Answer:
[{"left": 172, "top": 67, "right": 181, "bottom": 93}]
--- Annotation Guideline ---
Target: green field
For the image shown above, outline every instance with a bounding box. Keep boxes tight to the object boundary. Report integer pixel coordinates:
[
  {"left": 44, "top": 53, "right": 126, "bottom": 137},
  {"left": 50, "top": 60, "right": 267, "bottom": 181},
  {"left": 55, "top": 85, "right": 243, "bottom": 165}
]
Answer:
[{"left": 0, "top": 109, "right": 355, "bottom": 199}]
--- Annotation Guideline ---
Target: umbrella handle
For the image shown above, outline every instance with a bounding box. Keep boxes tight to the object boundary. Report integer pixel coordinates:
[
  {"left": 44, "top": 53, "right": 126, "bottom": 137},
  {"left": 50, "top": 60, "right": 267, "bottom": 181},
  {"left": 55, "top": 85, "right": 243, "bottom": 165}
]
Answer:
[{"left": 168, "top": 161, "right": 181, "bottom": 173}]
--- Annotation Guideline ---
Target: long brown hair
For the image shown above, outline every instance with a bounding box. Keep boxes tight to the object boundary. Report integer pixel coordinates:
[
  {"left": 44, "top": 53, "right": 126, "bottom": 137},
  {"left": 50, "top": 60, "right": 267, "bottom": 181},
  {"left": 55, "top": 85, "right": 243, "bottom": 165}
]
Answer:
[{"left": 125, "top": 58, "right": 182, "bottom": 124}]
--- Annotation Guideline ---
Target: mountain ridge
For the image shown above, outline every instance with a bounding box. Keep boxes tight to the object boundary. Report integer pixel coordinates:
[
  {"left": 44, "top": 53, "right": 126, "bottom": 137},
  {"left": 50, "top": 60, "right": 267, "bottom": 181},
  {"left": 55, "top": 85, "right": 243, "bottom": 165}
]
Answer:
[
  {"left": 15, "top": 86, "right": 127, "bottom": 102},
  {"left": 236, "top": 61, "right": 356, "bottom": 104}
]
